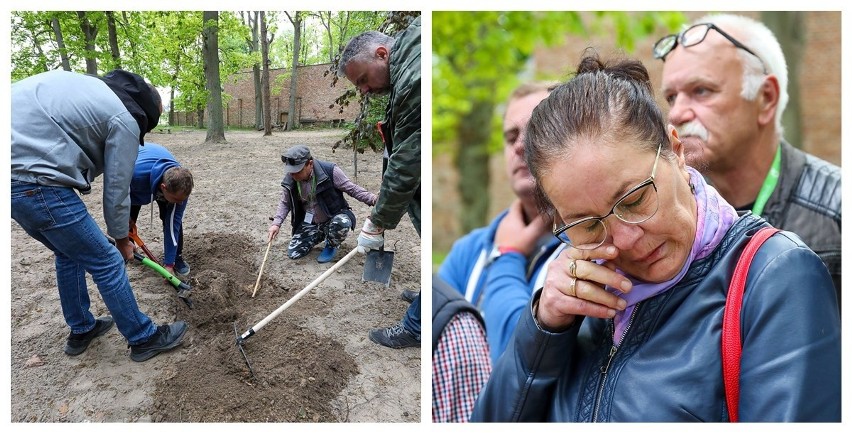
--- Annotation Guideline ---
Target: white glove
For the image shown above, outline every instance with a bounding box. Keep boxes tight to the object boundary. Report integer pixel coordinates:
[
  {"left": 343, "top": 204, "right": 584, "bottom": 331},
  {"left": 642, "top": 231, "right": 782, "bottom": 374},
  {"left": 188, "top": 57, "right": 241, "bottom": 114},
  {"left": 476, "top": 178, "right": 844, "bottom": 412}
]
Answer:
[{"left": 357, "top": 217, "right": 385, "bottom": 253}]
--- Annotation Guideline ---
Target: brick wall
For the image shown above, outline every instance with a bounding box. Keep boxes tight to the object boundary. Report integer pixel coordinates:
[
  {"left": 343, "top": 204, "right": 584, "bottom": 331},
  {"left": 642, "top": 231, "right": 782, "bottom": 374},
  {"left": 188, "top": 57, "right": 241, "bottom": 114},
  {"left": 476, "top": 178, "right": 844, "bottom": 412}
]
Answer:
[{"left": 174, "top": 63, "right": 361, "bottom": 128}]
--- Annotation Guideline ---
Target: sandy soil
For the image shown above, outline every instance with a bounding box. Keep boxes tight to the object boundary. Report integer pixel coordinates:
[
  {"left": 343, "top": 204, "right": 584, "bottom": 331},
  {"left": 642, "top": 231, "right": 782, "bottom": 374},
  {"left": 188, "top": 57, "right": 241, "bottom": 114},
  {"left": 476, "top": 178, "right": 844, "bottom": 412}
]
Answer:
[{"left": 8, "top": 129, "right": 422, "bottom": 423}]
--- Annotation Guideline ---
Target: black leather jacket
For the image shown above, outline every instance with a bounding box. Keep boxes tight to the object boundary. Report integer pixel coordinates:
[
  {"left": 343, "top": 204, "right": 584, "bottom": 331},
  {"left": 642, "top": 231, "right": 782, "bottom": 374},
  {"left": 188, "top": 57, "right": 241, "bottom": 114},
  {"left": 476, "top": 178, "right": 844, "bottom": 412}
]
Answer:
[
  {"left": 471, "top": 215, "right": 840, "bottom": 422},
  {"left": 762, "top": 140, "right": 841, "bottom": 306}
]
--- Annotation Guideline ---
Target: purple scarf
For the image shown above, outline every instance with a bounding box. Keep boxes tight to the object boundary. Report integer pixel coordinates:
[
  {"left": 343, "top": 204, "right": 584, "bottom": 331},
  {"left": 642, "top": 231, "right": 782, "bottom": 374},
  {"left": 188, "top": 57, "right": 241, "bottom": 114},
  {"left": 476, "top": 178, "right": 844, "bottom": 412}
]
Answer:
[{"left": 609, "top": 166, "right": 738, "bottom": 345}]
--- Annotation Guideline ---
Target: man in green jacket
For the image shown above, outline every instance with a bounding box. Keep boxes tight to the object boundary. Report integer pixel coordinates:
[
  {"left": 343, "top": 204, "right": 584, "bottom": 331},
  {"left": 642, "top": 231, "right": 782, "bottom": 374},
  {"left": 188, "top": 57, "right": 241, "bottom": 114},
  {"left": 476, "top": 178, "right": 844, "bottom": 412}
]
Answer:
[{"left": 339, "top": 15, "right": 421, "bottom": 348}]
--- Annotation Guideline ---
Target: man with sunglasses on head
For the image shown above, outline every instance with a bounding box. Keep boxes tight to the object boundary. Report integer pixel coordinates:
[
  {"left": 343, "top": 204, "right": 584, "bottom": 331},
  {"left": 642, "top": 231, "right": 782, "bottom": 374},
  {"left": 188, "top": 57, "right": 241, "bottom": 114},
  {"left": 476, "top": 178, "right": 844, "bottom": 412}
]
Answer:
[
  {"left": 267, "top": 145, "right": 377, "bottom": 263},
  {"left": 655, "top": 14, "right": 841, "bottom": 306}
]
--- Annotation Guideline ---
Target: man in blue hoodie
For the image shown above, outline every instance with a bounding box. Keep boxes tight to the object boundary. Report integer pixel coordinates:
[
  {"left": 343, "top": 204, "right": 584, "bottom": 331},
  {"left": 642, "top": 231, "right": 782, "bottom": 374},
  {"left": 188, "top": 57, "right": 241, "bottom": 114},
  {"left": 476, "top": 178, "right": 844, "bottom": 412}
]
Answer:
[
  {"left": 437, "top": 82, "right": 561, "bottom": 363},
  {"left": 130, "top": 142, "right": 194, "bottom": 277},
  {"left": 11, "top": 69, "right": 187, "bottom": 362}
]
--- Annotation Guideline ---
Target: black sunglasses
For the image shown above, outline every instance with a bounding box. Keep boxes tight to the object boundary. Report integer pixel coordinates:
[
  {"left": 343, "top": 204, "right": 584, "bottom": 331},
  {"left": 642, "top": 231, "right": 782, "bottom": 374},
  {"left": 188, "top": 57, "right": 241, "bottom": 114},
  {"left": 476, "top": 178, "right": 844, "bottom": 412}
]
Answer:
[
  {"left": 653, "top": 23, "right": 767, "bottom": 74},
  {"left": 282, "top": 156, "right": 306, "bottom": 165}
]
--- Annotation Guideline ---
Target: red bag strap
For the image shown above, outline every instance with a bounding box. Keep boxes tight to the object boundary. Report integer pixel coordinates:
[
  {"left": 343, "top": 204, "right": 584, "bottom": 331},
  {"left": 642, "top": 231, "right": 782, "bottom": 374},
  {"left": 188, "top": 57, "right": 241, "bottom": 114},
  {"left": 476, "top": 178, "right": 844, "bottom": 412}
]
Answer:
[{"left": 722, "top": 227, "right": 780, "bottom": 422}]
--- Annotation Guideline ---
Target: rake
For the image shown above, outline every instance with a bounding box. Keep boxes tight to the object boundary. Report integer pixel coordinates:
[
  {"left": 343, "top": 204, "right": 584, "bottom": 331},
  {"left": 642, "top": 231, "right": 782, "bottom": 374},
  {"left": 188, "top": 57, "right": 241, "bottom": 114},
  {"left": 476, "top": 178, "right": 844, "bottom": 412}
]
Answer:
[{"left": 235, "top": 247, "right": 359, "bottom": 377}]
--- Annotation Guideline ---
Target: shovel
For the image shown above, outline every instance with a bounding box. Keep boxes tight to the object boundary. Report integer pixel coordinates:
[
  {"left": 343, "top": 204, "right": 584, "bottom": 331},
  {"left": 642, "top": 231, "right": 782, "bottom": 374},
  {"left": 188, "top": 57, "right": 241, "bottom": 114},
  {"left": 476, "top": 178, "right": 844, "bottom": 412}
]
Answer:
[
  {"left": 235, "top": 247, "right": 359, "bottom": 377},
  {"left": 129, "top": 223, "right": 158, "bottom": 263},
  {"left": 362, "top": 246, "right": 394, "bottom": 287},
  {"left": 109, "top": 237, "right": 192, "bottom": 308}
]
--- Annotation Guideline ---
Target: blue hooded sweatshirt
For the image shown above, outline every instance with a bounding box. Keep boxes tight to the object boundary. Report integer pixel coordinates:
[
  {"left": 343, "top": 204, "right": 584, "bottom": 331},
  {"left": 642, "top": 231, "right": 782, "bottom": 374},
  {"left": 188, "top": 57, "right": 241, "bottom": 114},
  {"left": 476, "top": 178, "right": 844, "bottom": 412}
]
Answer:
[{"left": 129, "top": 142, "right": 186, "bottom": 266}]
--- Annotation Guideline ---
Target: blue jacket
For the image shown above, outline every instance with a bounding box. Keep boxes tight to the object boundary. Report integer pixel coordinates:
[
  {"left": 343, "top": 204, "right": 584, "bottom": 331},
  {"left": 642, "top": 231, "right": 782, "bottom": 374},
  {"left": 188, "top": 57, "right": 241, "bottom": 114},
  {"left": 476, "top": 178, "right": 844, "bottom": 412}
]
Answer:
[
  {"left": 438, "top": 210, "right": 562, "bottom": 363},
  {"left": 471, "top": 215, "right": 840, "bottom": 422},
  {"left": 130, "top": 143, "right": 186, "bottom": 265}
]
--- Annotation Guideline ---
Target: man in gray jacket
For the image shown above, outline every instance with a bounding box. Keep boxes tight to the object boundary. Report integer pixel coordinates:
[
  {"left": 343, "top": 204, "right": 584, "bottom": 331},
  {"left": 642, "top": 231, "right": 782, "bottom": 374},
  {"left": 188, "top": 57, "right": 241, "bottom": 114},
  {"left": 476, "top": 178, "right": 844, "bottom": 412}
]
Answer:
[
  {"left": 11, "top": 69, "right": 187, "bottom": 362},
  {"left": 655, "top": 14, "right": 841, "bottom": 305}
]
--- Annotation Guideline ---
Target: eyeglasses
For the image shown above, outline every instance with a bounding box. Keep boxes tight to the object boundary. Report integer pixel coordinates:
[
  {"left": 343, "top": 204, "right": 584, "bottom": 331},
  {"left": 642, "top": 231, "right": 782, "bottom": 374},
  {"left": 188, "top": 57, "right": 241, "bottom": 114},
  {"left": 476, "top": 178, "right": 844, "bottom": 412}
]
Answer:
[
  {"left": 553, "top": 142, "right": 663, "bottom": 250},
  {"left": 652, "top": 23, "right": 768, "bottom": 74}
]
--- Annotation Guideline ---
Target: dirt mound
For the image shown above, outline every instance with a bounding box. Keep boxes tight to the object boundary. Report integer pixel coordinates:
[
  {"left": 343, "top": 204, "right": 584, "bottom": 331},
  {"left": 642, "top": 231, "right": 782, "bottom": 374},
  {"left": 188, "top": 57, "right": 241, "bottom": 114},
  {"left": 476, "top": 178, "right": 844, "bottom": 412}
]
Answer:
[{"left": 151, "top": 233, "right": 359, "bottom": 422}]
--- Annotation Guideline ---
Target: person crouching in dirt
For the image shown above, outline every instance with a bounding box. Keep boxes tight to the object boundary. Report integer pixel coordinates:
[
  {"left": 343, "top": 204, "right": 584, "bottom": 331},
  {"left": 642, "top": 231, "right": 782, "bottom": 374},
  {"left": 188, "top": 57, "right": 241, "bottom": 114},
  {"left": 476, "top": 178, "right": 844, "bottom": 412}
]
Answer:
[
  {"left": 267, "top": 145, "right": 377, "bottom": 263},
  {"left": 11, "top": 69, "right": 187, "bottom": 362},
  {"left": 129, "top": 142, "right": 194, "bottom": 277}
]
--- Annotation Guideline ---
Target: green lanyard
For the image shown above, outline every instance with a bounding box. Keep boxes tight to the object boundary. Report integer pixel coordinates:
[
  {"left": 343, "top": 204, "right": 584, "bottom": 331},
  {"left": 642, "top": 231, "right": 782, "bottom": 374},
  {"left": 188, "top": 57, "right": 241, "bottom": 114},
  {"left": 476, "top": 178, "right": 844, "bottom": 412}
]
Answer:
[
  {"left": 751, "top": 146, "right": 781, "bottom": 217},
  {"left": 295, "top": 171, "right": 317, "bottom": 204}
]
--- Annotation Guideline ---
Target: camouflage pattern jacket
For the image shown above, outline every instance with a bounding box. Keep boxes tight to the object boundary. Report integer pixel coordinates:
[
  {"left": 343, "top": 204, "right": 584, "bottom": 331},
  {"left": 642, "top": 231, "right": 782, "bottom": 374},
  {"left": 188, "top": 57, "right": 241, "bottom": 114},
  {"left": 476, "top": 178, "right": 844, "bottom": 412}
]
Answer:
[{"left": 372, "top": 15, "right": 421, "bottom": 233}]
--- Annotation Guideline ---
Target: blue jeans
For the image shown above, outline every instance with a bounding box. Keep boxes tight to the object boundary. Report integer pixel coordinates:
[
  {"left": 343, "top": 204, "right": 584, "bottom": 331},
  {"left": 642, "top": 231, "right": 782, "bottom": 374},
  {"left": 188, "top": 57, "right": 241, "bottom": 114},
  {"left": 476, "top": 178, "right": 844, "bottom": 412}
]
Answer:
[
  {"left": 402, "top": 293, "right": 421, "bottom": 340},
  {"left": 11, "top": 180, "right": 157, "bottom": 345}
]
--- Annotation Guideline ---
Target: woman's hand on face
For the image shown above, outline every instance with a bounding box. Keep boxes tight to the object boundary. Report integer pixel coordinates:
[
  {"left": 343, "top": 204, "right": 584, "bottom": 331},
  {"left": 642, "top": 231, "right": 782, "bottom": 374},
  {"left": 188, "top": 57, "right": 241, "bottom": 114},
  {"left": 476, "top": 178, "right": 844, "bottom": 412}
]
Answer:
[
  {"left": 494, "top": 199, "right": 553, "bottom": 256},
  {"left": 536, "top": 244, "right": 632, "bottom": 332}
]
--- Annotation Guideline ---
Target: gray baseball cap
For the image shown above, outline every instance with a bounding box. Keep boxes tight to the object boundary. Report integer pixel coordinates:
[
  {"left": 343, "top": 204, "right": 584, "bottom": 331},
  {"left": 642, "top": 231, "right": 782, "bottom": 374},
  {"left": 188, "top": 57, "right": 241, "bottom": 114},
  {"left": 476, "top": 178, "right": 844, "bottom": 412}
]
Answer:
[{"left": 281, "top": 145, "right": 312, "bottom": 173}]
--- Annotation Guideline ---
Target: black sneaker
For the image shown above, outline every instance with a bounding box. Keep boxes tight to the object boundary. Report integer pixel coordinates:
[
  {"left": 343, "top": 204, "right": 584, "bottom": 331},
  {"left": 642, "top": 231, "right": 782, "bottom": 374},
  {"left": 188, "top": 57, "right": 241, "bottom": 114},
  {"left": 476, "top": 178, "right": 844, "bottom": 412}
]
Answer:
[
  {"left": 400, "top": 289, "right": 419, "bottom": 304},
  {"left": 368, "top": 322, "right": 420, "bottom": 349},
  {"left": 65, "top": 316, "right": 114, "bottom": 356},
  {"left": 129, "top": 321, "right": 188, "bottom": 362}
]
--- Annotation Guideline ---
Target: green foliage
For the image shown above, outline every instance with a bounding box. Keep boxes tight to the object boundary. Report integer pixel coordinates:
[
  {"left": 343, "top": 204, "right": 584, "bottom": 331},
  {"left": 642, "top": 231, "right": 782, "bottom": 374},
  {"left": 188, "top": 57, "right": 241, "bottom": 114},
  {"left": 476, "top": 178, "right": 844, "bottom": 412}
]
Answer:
[{"left": 432, "top": 11, "right": 686, "bottom": 157}]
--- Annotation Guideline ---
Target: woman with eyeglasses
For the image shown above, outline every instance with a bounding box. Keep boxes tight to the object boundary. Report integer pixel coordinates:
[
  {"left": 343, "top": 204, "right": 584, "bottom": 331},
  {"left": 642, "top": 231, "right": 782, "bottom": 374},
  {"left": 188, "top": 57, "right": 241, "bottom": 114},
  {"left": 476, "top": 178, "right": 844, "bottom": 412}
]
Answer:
[{"left": 469, "top": 53, "right": 840, "bottom": 422}]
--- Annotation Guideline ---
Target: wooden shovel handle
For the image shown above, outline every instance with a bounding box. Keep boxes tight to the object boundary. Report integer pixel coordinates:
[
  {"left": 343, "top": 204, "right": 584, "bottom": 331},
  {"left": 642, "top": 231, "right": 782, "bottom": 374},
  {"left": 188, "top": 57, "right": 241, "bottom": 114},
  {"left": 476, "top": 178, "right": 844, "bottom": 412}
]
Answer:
[{"left": 251, "top": 239, "right": 274, "bottom": 298}]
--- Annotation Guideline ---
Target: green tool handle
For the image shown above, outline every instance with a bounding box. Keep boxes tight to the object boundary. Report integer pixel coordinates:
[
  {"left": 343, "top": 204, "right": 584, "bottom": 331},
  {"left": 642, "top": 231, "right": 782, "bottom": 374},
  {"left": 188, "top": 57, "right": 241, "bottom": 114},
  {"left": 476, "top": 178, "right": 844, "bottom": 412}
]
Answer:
[{"left": 134, "top": 251, "right": 189, "bottom": 290}]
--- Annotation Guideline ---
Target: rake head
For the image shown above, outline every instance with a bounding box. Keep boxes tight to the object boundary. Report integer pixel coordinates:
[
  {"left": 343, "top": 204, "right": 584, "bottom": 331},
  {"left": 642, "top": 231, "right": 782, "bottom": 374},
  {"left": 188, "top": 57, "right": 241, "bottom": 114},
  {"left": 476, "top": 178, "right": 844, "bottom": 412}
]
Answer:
[{"left": 233, "top": 322, "right": 256, "bottom": 379}]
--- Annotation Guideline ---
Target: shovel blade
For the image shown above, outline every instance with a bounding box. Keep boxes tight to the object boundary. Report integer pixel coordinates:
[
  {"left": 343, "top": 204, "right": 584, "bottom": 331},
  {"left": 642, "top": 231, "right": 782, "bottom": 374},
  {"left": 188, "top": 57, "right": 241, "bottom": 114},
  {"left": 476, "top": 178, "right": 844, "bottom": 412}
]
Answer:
[{"left": 362, "top": 249, "right": 394, "bottom": 286}]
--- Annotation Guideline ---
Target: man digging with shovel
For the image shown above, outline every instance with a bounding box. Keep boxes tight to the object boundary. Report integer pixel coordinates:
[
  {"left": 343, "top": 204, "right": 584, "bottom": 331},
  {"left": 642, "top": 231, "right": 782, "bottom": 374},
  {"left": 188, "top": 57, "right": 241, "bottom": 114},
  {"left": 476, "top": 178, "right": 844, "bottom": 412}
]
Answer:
[{"left": 339, "top": 15, "right": 422, "bottom": 349}]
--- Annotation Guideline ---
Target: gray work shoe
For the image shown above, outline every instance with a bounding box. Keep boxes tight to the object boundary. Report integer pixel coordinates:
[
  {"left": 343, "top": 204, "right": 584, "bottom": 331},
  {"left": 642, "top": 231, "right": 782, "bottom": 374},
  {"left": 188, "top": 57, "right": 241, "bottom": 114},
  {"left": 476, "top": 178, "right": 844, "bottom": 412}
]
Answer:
[
  {"left": 368, "top": 322, "right": 420, "bottom": 349},
  {"left": 130, "top": 321, "right": 188, "bottom": 362},
  {"left": 65, "top": 316, "right": 114, "bottom": 356}
]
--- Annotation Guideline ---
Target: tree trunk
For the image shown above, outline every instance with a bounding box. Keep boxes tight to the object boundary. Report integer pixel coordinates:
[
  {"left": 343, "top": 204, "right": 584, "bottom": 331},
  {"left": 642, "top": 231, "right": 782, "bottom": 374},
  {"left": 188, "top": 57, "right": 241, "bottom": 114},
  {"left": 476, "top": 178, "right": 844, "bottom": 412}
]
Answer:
[
  {"left": 286, "top": 11, "right": 302, "bottom": 131},
  {"left": 318, "top": 11, "right": 334, "bottom": 63},
  {"left": 455, "top": 99, "right": 494, "bottom": 233},
  {"left": 106, "top": 11, "right": 121, "bottom": 69},
  {"left": 762, "top": 11, "right": 804, "bottom": 148},
  {"left": 196, "top": 107, "right": 204, "bottom": 129},
  {"left": 202, "top": 11, "right": 226, "bottom": 143},
  {"left": 76, "top": 11, "right": 98, "bottom": 74},
  {"left": 250, "top": 12, "right": 263, "bottom": 130},
  {"left": 260, "top": 11, "right": 273, "bottom": 136},
  {"left": 169, "top": 87, "right": 176, "bottom": 126},
  {"left": 50, "top": 16, "right": 71, "bottom": 71}
]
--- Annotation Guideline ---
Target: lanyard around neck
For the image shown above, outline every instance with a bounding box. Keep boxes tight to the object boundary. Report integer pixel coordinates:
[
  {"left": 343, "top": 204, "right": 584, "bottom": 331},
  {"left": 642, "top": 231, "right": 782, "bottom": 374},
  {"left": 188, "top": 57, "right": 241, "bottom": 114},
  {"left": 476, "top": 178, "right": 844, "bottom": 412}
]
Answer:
[
  {"left": 295, "top": 169, "right": 316, "bottom": 203},
  {"left": 751, "top": 145, "right": 781, "bottom": 217}
]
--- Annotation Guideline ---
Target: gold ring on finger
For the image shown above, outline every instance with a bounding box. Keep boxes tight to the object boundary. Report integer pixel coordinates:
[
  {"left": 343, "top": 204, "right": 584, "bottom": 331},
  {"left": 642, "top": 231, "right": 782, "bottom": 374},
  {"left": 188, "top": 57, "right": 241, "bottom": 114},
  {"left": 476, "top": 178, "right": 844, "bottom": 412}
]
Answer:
[
  {"left": 568, "top": 259, "right": 577, "bottom": 279},
  {"left": 569, "top": 277, "right": 577, "bottom": 297}
]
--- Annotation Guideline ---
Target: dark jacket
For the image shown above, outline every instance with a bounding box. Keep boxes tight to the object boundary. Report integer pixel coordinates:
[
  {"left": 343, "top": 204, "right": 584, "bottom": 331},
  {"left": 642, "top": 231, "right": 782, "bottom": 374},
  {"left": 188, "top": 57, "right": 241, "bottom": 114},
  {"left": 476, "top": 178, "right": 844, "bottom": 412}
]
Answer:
[
  {"left": 281, "top": 159, "right": 355, "bottom": 235},
  {"left": 761, "top": 140, "right": 841, "bottom": 305},
  {"left": 471, "top": 215, "right": 840, "bottom": 422},
  {"left": 432, "top": 274, "right": 485, "bottom": 350},
  {"left": 372, "top": 15, "right": 421, "bottom": 231}
]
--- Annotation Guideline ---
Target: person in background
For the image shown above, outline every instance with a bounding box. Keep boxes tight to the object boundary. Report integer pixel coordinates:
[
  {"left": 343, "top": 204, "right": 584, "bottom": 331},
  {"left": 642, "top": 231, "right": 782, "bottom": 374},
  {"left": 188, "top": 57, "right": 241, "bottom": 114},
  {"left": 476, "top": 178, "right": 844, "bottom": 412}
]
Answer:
[
  {"left": 339, "top": 16, "right": 422, "bottom": 348},
  {"left": 130, "top": 142, "right": 194, "bottom": 276},
  {"left": 438, "top": 81, "right": 561, "bottom": 362},
  {"left": 471, "top": 53, "right": 839, "bottom": 422},
  {"left": 11, "top": 69, "right": 187, "bottom": 362},
  {"left": 267, "top": 145, "right": 377, "bottom": 263},
  {"left": 655, "top": 13, "right": 841, "bottom": 304}
]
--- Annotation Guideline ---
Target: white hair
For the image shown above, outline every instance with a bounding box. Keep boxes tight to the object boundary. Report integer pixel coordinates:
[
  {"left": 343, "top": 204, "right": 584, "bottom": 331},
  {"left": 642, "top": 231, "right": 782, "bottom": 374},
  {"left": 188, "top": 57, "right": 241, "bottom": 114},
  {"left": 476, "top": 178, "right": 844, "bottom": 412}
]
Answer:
[{"left": 695, "top": 13, "right": 788, "bottom": 137}]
